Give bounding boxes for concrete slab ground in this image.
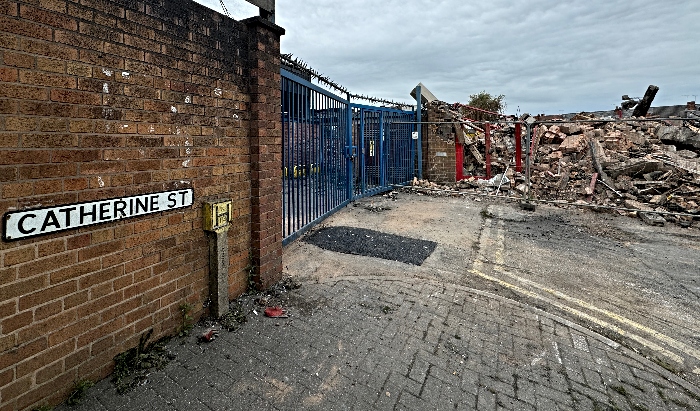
[55,194,700,411]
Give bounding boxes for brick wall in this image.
[422,105,457,183]
[246,18,283,289]
[0,1,284,410]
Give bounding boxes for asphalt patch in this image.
[304,226,437,266]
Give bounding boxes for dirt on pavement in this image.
[285,191,700,386]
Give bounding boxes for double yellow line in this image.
[470,219,700,375]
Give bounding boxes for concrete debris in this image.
[527,119,700,227]
[411,82,439,105]
[631,85,659,118]
[475,174,510,190]
[640,212,667,226]
[624,199,654,212]
[559,134,588,154]
[656,124,700,149]
[607,158,664,179]
[624,199,666,226]
[410,113,700,228]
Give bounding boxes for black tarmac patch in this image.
[304,226,437,266]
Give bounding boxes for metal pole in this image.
[514,123,522,173]
[346,93,353,201]
[525,122,532,202]
[416,86,423,180]
[484,122,491,179]
[379,111,385,187]
[359,108,366,194]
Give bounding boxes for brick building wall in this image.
[0,1,283,409]
[422,105,457,183]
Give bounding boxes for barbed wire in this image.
[281,54,414,110]
[281,53,350,94]
[218,0,230,17]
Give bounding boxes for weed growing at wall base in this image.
[112,329,174,394]
[65,379,94,405]
[177,303,194,337]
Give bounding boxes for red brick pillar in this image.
[244,17,285,289]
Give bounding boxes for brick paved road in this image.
[59,274,700,411]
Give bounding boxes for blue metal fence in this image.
[351,105,415,197]
[282,68,416,243]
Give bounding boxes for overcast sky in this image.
[195,0,699,115]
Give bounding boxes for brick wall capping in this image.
[242,16,285,36]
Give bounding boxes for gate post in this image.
[359,108,366,194]
[346,94,354,200]
[415,86,423,180]
[379,111,386,187]
[244,17,285,289]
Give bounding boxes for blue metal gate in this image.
[282,69,415,244]
[352,105,415,198]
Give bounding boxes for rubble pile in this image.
[531,121,700,214]
[527,119,700,224]
[413,112,700,227]
[428,101,517,177]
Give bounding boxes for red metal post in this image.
[515,123,522,173]
[485,122,491,179]
[455,140,464,181]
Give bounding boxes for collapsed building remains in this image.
[415,101,700,227]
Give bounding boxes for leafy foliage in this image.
[452,91,506,121]
[468,91,506,113]
[177,303,194,337]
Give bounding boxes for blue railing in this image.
[282,68,416,244]
[352,105,415,198]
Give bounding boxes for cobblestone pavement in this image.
[60,274,700,410]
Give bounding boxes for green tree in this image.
[468,91,506,113]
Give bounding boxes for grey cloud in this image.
[195,0,699,113]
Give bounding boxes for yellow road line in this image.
[469,262,685,366]
[488,222,700,364]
